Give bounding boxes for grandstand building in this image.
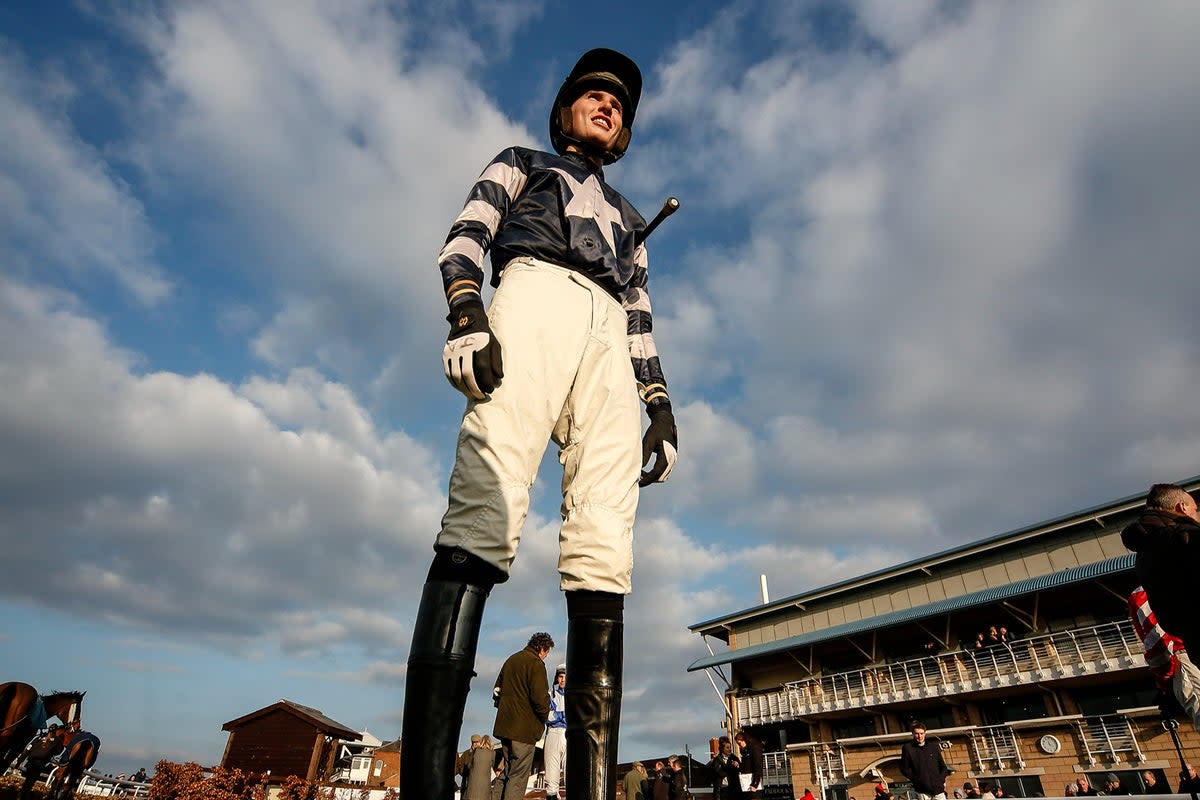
[688,477,1200,800]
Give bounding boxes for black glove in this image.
[443,300,503,400]
[639,404,678,487]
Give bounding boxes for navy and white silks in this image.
[438,147,669,409]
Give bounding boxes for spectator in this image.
[457,735,481,788]
[1142,770,1171,794]
[493,632,553,800]
[735,730,765,799]
[707,736,738,800]
[1122,484,1200,656]
[899,722,952,800]
[464,735,496,800]
[667,756,688,800]
[544,666,567,799]
[1179,764,1200,796]
[993,787,1005,799]
[962,781,981,798]
[1103,773,1128,795]
[1075,777,1099,796]
[802,789,817,800]
[133,768,149,783]
[623,761,647,800]
[978,782,993,799]
[875,782,894,800]
[650,760,670,800]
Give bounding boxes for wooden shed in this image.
[220,699,362,782]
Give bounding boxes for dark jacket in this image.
[25,734,63,762]
[1121,509,1200,644]
[899,737,951,795]
[492,647,550,744]
[668,768,689,800]
[651,767,671,800]
[708,751,738,790]
[737,735,764,787]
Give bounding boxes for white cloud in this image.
[645,0,1200,543]
[0,50,169,304]
[125,0,534,382]
[0,279,444,648]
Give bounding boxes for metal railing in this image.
[764,751,791,786]
[735,620,1141,724]
[969,724,1025,771]
[1074,715,1145,766]
[77,771,151,797]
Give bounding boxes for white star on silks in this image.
[551,167,624,255]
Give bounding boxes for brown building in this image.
[364,739,401,790]
[221,699,362,782]
[689,477,1200,800]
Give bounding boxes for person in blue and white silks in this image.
[544,665,567,797]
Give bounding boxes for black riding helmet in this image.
[549,48,642,164]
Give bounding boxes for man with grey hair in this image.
[1122,483,1200,660]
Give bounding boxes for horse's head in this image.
[42,691,85,725]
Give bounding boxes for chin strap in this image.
[558,107,629,164]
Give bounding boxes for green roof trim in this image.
[686,554,1135,672]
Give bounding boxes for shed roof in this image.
[687,554,1135,672]
[222,699,362,740]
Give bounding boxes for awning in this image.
[687,554,1135,672]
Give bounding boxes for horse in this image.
[0,683,85,776]
[46,726,101,800]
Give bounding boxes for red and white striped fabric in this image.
[1128,584,1185,684]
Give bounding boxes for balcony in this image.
[784,714,1148,784]
[735,620,1141,725]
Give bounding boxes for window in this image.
[1072,681,1158,716]
[904,706,957,730]
[374,759,383,776]
[978,693,1048,724]
[982,775,1044,798]
[832,716,877,739]
[746,721,811,749]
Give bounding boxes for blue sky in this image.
[3,0,1200,778]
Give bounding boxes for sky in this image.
[2,0,1200,778]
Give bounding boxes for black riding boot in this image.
[564,592,624,800]
[400,578,489,799]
